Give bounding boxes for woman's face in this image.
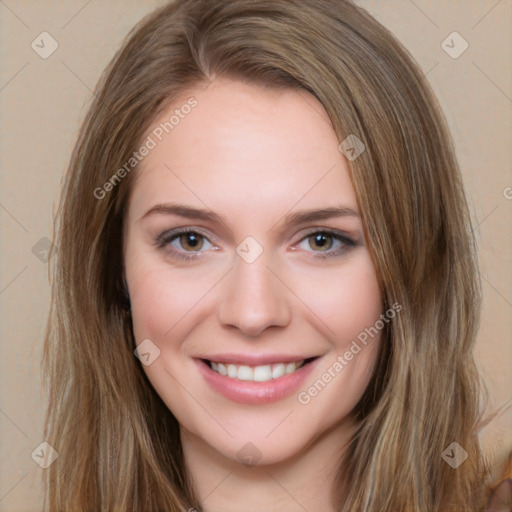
[124,77,383,466]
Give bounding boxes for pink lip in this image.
[195,357,321,405]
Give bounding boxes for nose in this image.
[217,248,292,337]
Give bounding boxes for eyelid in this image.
[155,226,217,246]
[295,226,356,245]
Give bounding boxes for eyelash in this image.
[155,228,356,262]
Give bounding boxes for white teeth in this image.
[285,362,296,374]
[209,359,306,382]
[272,363,285,379]
[237,365,253,381]
[227,364,238,378]
[253,365,272,382]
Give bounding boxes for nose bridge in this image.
[217,236,291,336]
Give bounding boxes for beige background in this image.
[0,1,510,510]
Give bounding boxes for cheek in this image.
[291,252,382,347]
[127,262,216,343]
[128,269,173,343]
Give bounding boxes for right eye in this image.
[156,228,214,261]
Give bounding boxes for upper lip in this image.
[197,353,320,366]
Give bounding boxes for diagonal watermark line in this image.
[0,408,30,439]
[473,205,498,231]
[164,163,211,209]
[487,479,512,511]
[478,398,512,433]
[407,0,439,29]
[0,62,29,93]
[480,272,512,308]
[0,472,29,502]
[389,388,428,433]
[472,61,512,103]
[265,265,336,336]
[296,89,333,129]
[199,470,233,503]
[61,0,93,29]
[163,367,234,438]
[57,464,82,496]
[60,60,95,95]
[0,265,28,296]
[164,267,233,337]
[60,60,113,113]
[424,61,439,78]
[471,0,502,29]
[264,470,312,512]
[267,164,337,234]
[196,77,214,95]
[0,0,29,29]
[0,202,29,232]
[265,409,294,438]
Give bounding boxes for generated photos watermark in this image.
[297,302,402,405]
[93,97,198,200]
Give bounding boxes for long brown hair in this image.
[42,0,495,510]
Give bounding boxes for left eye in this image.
[296,231,354,258]
[301,232,338,251]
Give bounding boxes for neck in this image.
[180,419,355,512]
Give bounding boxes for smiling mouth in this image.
[202,357,318,382]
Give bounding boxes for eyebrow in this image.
[139,202,359,230]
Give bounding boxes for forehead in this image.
[127,78,358,222]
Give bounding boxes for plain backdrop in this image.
[0,1,510,510]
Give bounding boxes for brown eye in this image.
[156,229,213,261]
[297,230,356,260]
[308,232,334,252]
[178,232,204,252]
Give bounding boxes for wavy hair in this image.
[42,0,496,510]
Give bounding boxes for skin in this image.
[123,77,384,512]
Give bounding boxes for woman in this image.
[42,0,502,510]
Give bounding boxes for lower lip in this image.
[195,358,320,404]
